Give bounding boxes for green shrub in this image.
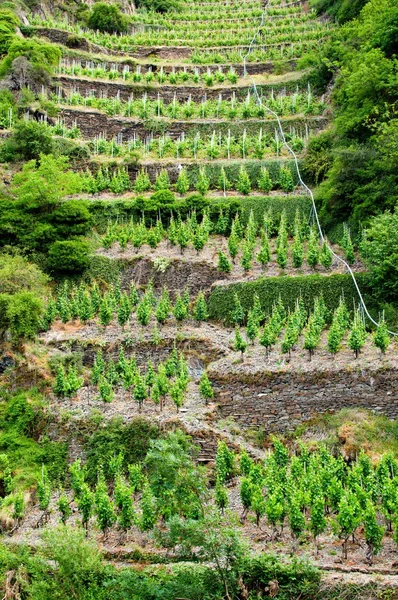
[87,2,129,33]
[0,120,53,161]
[85,417,160,482]
[48,239,90,274]
[6,291,43,340]
[241,553,320,599]
[136,0,180,13]
[0,37,61,77]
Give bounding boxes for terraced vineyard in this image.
[0,0,398,597]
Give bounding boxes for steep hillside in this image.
[0,0,397,598]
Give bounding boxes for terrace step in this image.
[35,27,329,61]
[54,70,310,104]
[59,55,299,78]
[59,106,328,140]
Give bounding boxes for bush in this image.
[48,239,90,273]
[360,209,398,302]
[85,417,160,482]
[87,2,129,33]
[0,37,61,78]
[241,553,320,599]
[136,0,180,13]
[1,120,53,161]
[0,8,19,54]
[0,254,49,295]
[6,291,43,340]
[49,200,92,238]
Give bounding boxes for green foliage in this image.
[314,0,398,225]
[87,2,129,33]
[48,239,90,274]
[1,120,53,161]
[236,165,251,195]
[84,418,160,483]
[360,209,398,302]
[199,372,214,403]
[136,0,180,12]
[194,292,208,323]
[0,289,42,339]
[0,9,19,55]
[0,36,61,77]
[208,273,370,324]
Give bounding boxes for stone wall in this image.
[211,369,398,431]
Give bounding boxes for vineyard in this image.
[0,0,397,598]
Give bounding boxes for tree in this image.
[87,2,128,33]
[260,324,276,356]
[241,242,253,271]
[234,327,247,360]
[196,168,210,196]
[134,373,147,412]
[373,316,390,354]
[92,351,105,385]
[173,292,188,322]
[140,484,157,531]
[117,293,131,328]
[77,483,94,535]
[54,365,68,397]
[227,232,239,263]
[13,493,24,526]
[246,309,259,345]
[292,234,304,268]
[98,377,114,403]
[310,495,326,556]
[216,441,234,484]
[199,371,214,404]
[363,500,384,565]
[231,292,244,326]
[320,241,333,269]
[218,167,230,196]
[58,493,72,525]
[115,476,135,533]
[251,486,266,526]
[279,166,295,192]
[133,168,151,192]
[215,482,228,514]
[4,120,53,161]
[335,493,361,560]
[95,475,116,538]
[137,299,152,326]
[218,250,231,274]
[240,478,253,522]
[154,168,171,191]
[155,289,171,324]
[99,296,113,327]
[194,292,208,325]
[257,167,272,193]
[348,309,367,358]
[176,167,190,195]
[289,496,306,551]
[307,228,320,269]
[237,166,251,195]
[257,232,271,268]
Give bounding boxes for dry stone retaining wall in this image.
[212,369,398,431]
